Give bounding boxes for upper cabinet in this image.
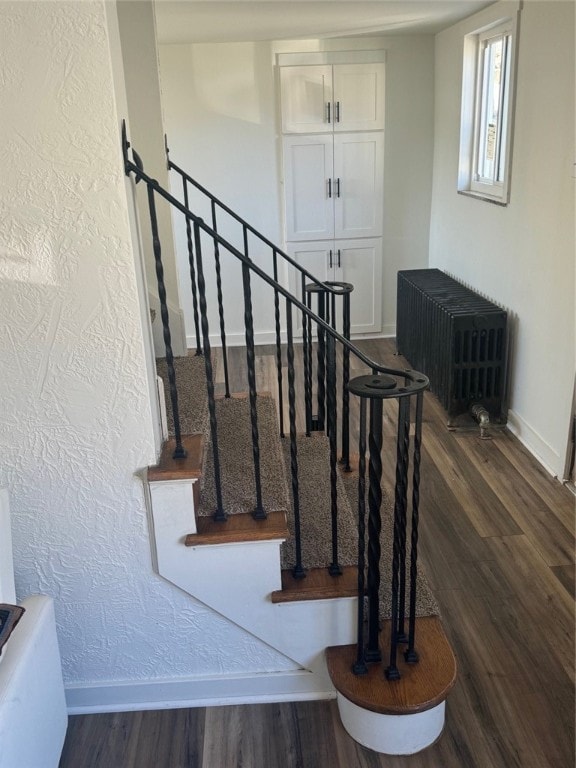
[280,65,333,133]
[280,63,385,134]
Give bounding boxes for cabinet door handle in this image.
[326,102,331,123]
[329,249,333,269]
[337,249,341,268]
[327,178,332,198]
[336,101,340,123]
[336,178,341,198]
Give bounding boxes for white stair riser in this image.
[148,489,357,672]
[337,694,445,755]
[148,479,198,536]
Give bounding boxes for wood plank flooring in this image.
[59,339,575,768]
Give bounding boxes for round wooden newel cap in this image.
[348,374,398,398]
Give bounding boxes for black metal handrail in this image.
[165,136,346,299]
[126,132,426,391]
[123,122,429,681]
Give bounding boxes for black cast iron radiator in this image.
[396,269,507,425]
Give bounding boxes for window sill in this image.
[457,189,509,207]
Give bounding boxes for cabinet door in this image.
[333,239,382,335]
[286,241,333,335]
[280,66,333,133]
[333,63,385,132]
[283,135,334,241]
[333,133,384,240]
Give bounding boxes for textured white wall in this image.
[0,0,295,690]
[159,35,435,341]
[429,1,575,476]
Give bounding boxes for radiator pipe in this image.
[470,404,491,439]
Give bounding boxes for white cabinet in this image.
[280,63,385,134]
[280,65,333,134]
[283,135,334,241]
[333,133,384,239]
[287,239,382,335]
[280,59,385,337]
[283,132,384,241]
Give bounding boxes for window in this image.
[458,11,520,204]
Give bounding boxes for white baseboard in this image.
[187,331,282,348]
[506,408,562,478]
[186,328,394,349]
[151,295,187,358]
[65,669,335,715]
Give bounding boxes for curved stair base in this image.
[337,695,445,755]
[326,616,457,755]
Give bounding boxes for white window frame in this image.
[458,7,520,205]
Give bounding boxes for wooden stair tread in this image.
[326,616,457,715]
[271,567,359,603]
[186,510,289,546]
[148,435,204,481]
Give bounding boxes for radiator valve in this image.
[470,404,491,439]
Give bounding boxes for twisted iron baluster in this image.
[193,221,225,519]
[386,395,411,680]
[353,397,368,675]
[301,276,312,436]
[396,395,411,643]
[286,300,305,579]
[211,200,230,398]
[328,291,336,441]
[241,251,265,520]
[182,180,202,356]
[273,251,284,438]
[365,397,383,662]
[326,333,341,576]
[316,292,326,431]
[306,290,313,434]
[147,185,186,460]
[340,291,351,471]
[331,292,336,332]
[405,391,423,663]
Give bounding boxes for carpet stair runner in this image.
[157,356,439,618]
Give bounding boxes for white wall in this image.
[116,0,187,357]
[159,41,282,347]
[0,0,295,701]
[430,1,575,477]
[159,35,435,342]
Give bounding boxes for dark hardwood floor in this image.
[59,339,575,768]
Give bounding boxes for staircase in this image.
[124,124,456,755]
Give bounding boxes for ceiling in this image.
[154,1,495,44]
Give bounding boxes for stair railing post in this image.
[242,225,266,520]
[301,275,312,437]
[286,300,305,579]
[211,199,231,398]
[396,394,411,644]
[365,394,383,661]
[353,396,368,675]
[326,332,341,576]
[193,220,226,520]
[405,390,424,664]
[306,291,313,435]
[147,183,186,460]
[341,287,352,471]
[273,250,285,438]
[385,394,411,681]
[348,373,403,665]
[316,291,326,431]
[182,179,203,356]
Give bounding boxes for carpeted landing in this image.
[157,355,439,618]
